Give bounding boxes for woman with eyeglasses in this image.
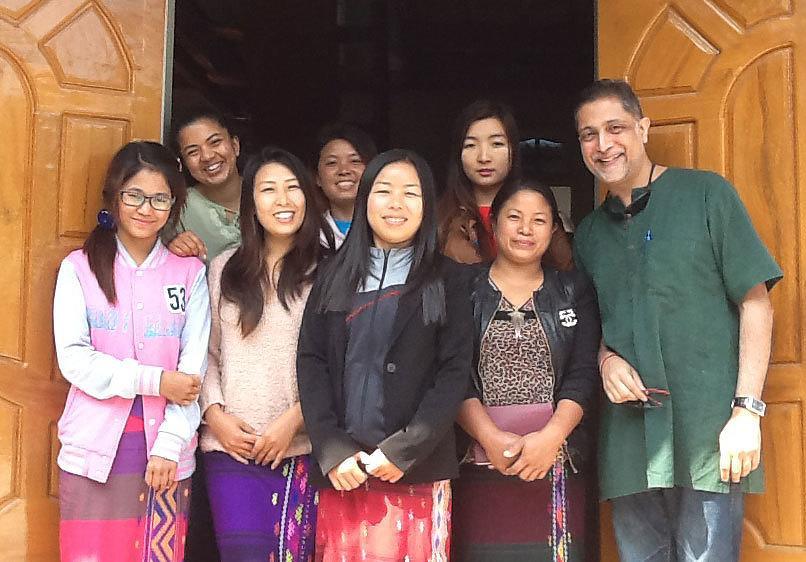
[53,141,211,561]
[439,99,573,271]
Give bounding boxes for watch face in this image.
[734,397,766,416]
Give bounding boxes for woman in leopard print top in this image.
[451,179,601,561]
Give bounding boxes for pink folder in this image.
[472,402,554,465]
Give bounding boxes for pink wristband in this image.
[598,352,618,372]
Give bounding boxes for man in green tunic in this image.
[573,80,782,562]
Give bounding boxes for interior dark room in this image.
[170,0,596,225]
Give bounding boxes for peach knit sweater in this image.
[200,248,311,458]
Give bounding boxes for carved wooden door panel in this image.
[0,1,166,559]
[598,2,806,561]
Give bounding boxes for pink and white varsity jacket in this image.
[54,240,210,483]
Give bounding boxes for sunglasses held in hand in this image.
[624,388,670,409]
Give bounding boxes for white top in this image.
[320,210,347,250]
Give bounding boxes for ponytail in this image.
[84,222,118,304]
[82,141,187,305]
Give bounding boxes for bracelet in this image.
[598,351,618,372]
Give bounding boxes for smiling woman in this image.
[166,106,244,262]
[54,141,209,562]
[297,149,473,561]
[366,160,424,249]
[199,147,330,561]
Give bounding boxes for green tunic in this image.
[167,187,241,263]
[574,168,782,500]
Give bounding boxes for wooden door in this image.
[598,2,806,561]
[0,1,167,559]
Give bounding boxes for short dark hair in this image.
[313,122,378,167]
[169,105,238,155]
[490,177,561,229]
[574,79,644,126]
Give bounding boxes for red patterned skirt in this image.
[315,479,451,561]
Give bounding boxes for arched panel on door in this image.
[0,1,167,559]
[0,48,33,362]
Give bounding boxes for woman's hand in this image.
[252,417,297,469]
[204,405,258,463]
[159,371,201,405]
[168,231,207,259]
[359,449,404,483]
[327,453,367,491]
[478,429,521,474]
[145,456,177,492]
[503,428,564,481]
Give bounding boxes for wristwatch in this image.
[731,396,766,417]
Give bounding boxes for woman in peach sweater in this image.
[200,147,330,561]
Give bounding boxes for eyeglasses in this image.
[120,189,175,211]
[624,388,670,409]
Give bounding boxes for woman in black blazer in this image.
[297,149,473,561]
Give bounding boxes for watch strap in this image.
[732,396,766,417]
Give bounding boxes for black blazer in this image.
[297,256,473,486]
[469,265,601,467]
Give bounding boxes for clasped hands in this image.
[327,449,404,491]
[479,428,563,482]
[206,406,297,469]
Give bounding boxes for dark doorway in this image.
[171,0,595,223]
[170,3,596,561]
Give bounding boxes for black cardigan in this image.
[468,265,601,467]
[296,256,473,486]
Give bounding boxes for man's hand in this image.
[327,454,367,491]
[159,371,201,406]
[719,408,762,483]
[477,429,521,474]
[359,449,404,483]
[204,405,258,464]
[504,428,564,481]
[145,456,177,492]
[252,417,297,469]
[168,231,207,259]
[600,353,649,404]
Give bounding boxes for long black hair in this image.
[220,146,330,336]
[314,149,446,325]
[438,99,521,260]
[85,141,186,304]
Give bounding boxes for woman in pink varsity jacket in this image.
[53,141,211,562]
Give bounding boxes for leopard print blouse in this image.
[478,289,555,407]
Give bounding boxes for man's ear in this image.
[638,117,651,144]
